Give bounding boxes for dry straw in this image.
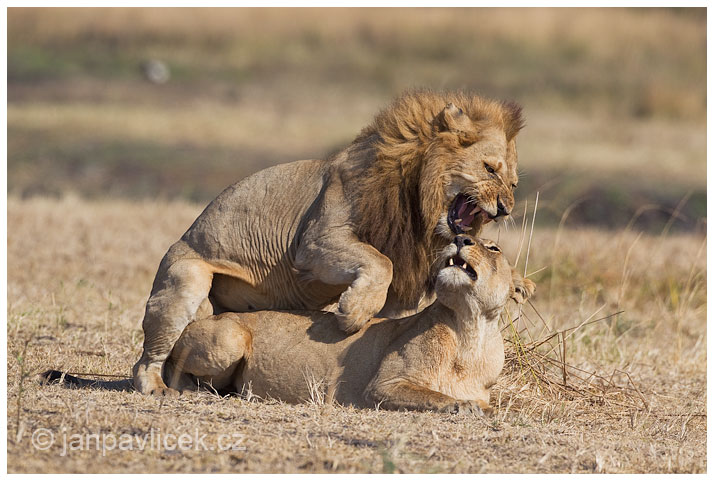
[495,193,648,419]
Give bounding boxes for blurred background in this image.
[7,7,706,231]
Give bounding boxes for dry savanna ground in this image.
[7,6,706,474]
[7,197,706,473]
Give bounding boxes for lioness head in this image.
[426,101,522,240]
[434,235,513,316]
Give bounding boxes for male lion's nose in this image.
[453,235,475,251]
[496,196,510,217]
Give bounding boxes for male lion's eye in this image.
[484,163,496,174]
[511,183,518,190]
[486,244,501,253]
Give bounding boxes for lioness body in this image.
[135,91,525,395]
[167,237,529,412]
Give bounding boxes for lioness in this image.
[164,236,534,413]
[135,90,525,396]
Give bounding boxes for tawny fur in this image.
[132,90,525,396]
[351,91,523,305]
[165,236,534,414]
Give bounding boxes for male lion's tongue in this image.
[457,200,475,228]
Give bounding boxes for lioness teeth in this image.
[455,218,462,224]
[469,206,480,215]
[462,262,468,269]
[449,258,454,266]
[462,226,472,232]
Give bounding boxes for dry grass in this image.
[6,7,707,473]
[7,196,706,473]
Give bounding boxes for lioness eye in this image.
[511,183,518,190]
[486,244,501,253]
[484,163,496,174]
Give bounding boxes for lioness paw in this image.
[440,400,486,416]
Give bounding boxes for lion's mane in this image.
[350,90,523,306]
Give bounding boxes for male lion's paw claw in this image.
[335,289,378,334]
[149,386,180,398]
[335,310,368,335]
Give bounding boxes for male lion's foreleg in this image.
[296,237,393,334]
[367,380,486,415]
[133,247,214,396]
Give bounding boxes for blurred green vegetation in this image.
[7,7,706,231]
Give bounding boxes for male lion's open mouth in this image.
[445,253,477,280]
[447,193,492,234]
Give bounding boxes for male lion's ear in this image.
[503,101,525,141]
[434,103,479,146]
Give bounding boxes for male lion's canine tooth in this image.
[469,206,480,215]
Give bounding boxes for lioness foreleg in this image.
[367,380,487,415]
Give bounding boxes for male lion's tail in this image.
[40,370,134,391]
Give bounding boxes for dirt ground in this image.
[6,197,706,473]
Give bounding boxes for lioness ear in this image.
[433,103,479,146]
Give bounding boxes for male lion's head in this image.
[419,98,523,241]
[352,90,523,306]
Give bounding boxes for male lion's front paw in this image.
[335,308,370,335]
[335,286,383,335]
[512,277,536,304]
[439,400,486,415]
[149,386,180,397]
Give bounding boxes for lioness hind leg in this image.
[167,314,251,391]
[132,242,215,396]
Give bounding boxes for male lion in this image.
[134,90,525,396]
[164,235,534,412]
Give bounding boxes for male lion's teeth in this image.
[449,258,454,266]
[462,226,472,232]
[462,262,468,269]
[469,206,480,215]
[455,218,462,224]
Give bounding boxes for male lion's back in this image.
[175,158,336,311]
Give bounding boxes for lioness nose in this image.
[496,196,510,217]
[454,235,475,251]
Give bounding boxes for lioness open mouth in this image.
[445,254,477,280]
[447,193,492,234]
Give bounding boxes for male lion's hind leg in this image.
[165,314,251,392]
[133,242,214,396]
